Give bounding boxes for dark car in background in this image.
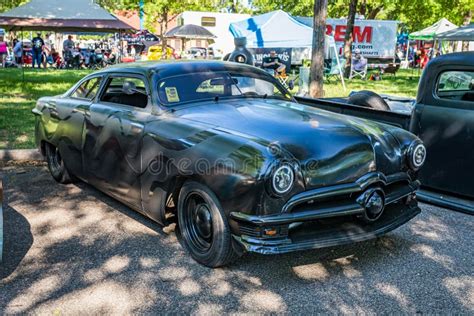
[33,61,426,267]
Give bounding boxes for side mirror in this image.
[288,79,295,91]
[123,81,137,95]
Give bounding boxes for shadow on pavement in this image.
[0,179,34,280]
[0,165,472,314]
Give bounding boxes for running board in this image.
[417,189,474,215]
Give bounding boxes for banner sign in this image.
[250,48,292,70]
[326,19,398,58]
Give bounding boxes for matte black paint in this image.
[34,61,422,254]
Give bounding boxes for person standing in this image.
[13,39,22,66]
[42,33,52,68]
[0,35,8,67]
[31,32,44,68]
[63,35,74,62]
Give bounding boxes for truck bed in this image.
[295,96,413,130]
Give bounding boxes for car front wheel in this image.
[177,181,239,268]
[45,143,74,184]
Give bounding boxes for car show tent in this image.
[435,23,474,41]
[229,10,315,48]
[404,18,458,62]
[229,10,345,88]
[0,0,135,32]
[408,18,458,40]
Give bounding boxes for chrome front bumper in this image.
[230,172,421,254]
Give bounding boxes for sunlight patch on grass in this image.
[0,68,93,149]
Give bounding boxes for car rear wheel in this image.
[177,181,239,268]
[45,143,74,184]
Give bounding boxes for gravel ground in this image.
[0,164,473,314]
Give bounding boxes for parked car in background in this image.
[146,45,177,61]
[185,47,208,59]
[34,61,425,267]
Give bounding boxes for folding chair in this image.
[275,69,290,88]
[325,58,346,82]
[349,60,368,80]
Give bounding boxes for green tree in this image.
[253,0,473,31]
[392,0,473,31]
[0,0,28,13]
[94,0,139,11]
[252,0,314,16]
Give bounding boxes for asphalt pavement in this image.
[0,163,473,314]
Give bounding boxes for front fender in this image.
[139,117,305,219]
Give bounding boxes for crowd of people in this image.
[0,32,118,69]
[395,43,440,69]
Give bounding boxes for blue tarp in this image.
[229,10,314,48]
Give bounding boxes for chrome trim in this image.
[233,204,421,254]
[282,172,411,213]
[231,203,364,226]
[230,173,420,227]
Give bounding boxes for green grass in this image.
[0,68,92,149]
[0,68,420,149]
[322,69,421,98]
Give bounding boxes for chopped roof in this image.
[97,60,269,79]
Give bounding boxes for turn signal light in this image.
[264,228,278,236]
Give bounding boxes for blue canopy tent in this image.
[229,10,313,48]
[229,10,345,90]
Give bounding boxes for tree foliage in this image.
[252,0,474,31]
[252,0,314,16]
[0,0,28,13]
[94,0,139,11]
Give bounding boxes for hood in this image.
[175,98,403,189]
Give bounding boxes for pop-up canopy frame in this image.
[0,0,135,32]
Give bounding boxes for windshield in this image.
[157,71,291,106]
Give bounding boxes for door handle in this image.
[130,122,144,134]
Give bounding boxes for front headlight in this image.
[408,142,426,170]
[272,165,294,195]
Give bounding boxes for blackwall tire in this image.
[45,143,74,184]
[348,90,391,111]
[177,181,239,268]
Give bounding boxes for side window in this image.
[71,77,101,100]
[201,16,216,27]
[100,76,148,108]
[437,71,474,102]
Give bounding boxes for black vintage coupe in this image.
[34,61,426,267]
